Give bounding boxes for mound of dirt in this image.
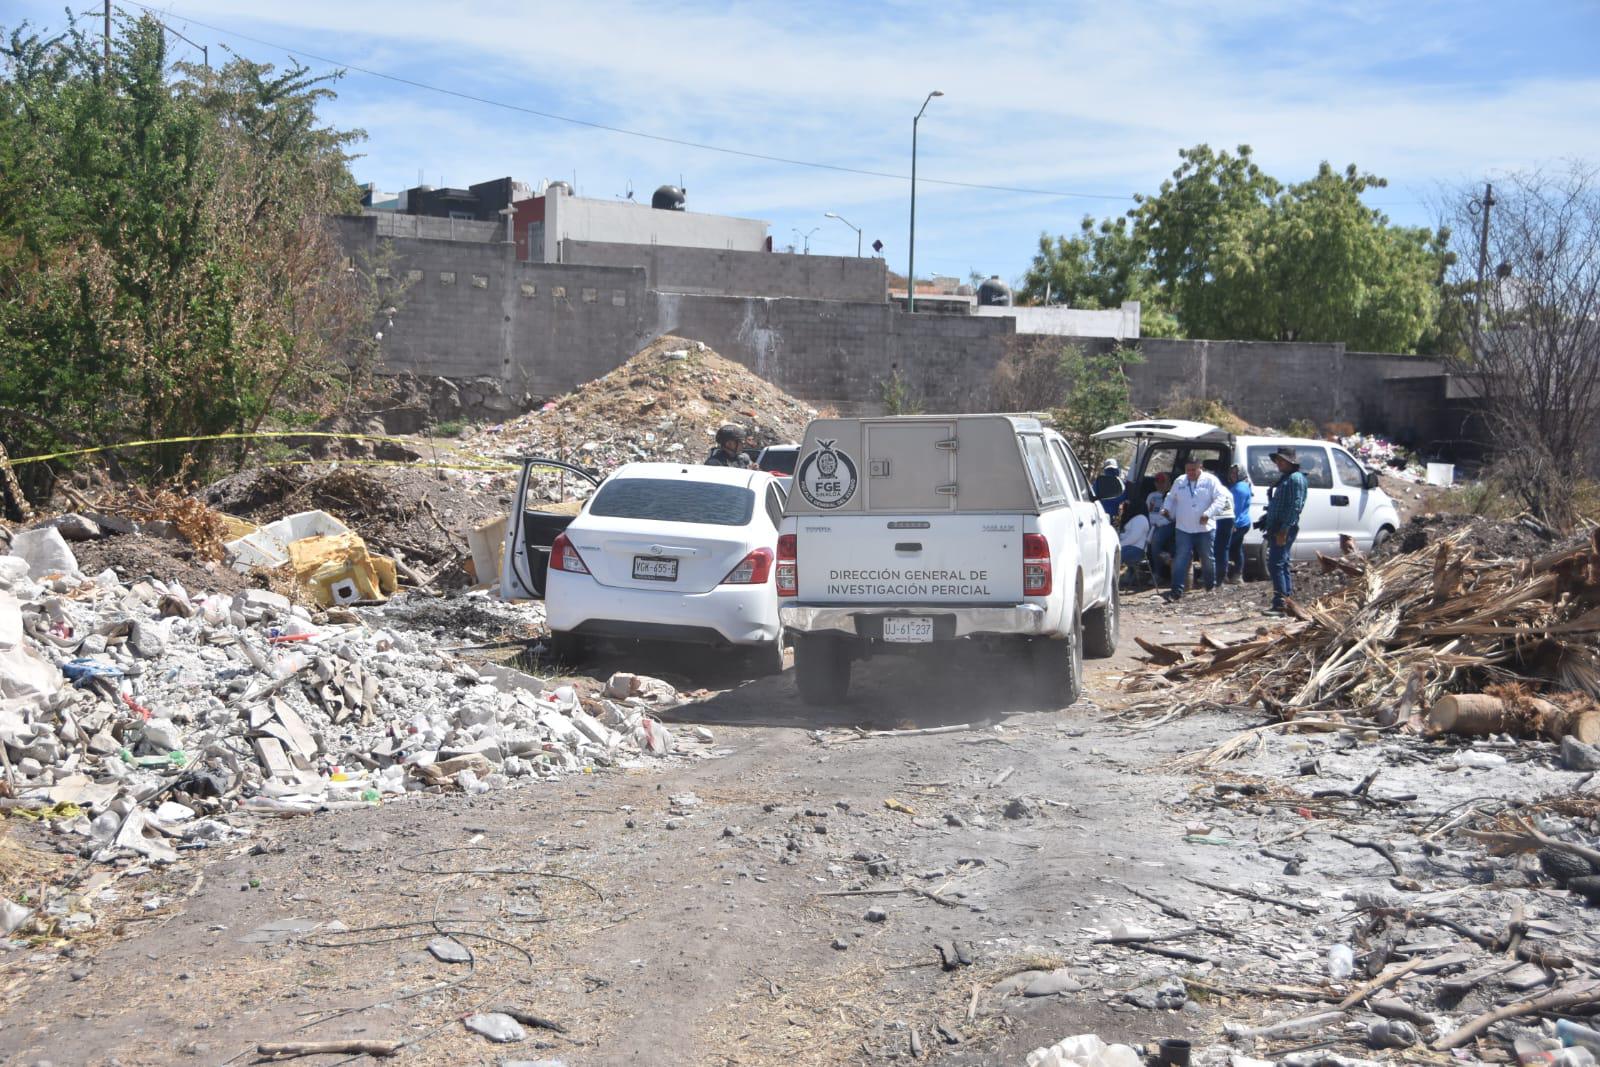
[467,335,818,469]
[203,464,505,572]
[70,534,253,597]
[1379,513,1553,562]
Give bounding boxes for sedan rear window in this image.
[759,448,799,475]
[588,478,755,526]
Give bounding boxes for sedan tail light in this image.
[721,547,774,585]
[1022,533,1052,596]
[549,532,589,574]
[776,534,797,597]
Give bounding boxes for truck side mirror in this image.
[1364,470,1380,490]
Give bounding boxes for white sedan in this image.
[544,462,787,672]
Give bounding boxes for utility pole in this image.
[1471,182,1495,347]
[103,0,111,72]
[907,90,943,312]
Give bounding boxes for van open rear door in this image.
[1091,419,1229,445]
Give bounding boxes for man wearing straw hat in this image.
[1258,446,1308,614]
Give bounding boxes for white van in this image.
[777,415,1121,706]
[1093,420,1402,575]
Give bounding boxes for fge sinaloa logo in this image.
[797,439,858,509]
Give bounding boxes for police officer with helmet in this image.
[705,423,752,468]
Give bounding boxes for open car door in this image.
[500,457,603,600]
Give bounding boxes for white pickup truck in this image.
[776,415,1122,706]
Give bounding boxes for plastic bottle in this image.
[1559,1021,1600,1056]
[1553,1048,1597,1067]
[1327,944,1354,979]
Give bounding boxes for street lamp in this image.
[792,227,820,255]
[824,212,862,257]
[907,89,943,312]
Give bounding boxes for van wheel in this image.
[1029,615,1083,710]
[794,634,851,705]
[747,631,786,677]
[1373,526,1394,552]
[545,631,586,664]
[1082,577,1119,659]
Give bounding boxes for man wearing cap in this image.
[705,424,752,468]
[1093,458,1127,518]
[1144,471,1175,584]
[1158,457,1231,601]
[1258,447,1308,613]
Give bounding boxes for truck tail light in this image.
[550,533,589,574]
[1023,533,1052,596]
[721,547,773,585]
[776,534,798,597]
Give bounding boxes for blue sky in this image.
[9,0,1600,287]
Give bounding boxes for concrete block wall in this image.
[341,219,656,400]
[650,294,1015,415]
[560,240,887,304]
[340,220,1466,449]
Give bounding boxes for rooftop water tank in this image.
[978,275,1012,307]
[652,184,686,211]
[545,180,573,197]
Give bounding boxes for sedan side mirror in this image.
[1364,470,1380,490]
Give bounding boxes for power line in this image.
[117,0,1137,203]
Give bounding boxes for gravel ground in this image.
[3,584,1597,1066]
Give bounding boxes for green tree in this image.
[1053,344,1143,471]
[0,13,377,482]
[1017,215,1179,336]
[1248,163,1443,350]
[1110,144,1449,352]
[1130,144,1280,341]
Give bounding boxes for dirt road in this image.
[3,580,1560,1066]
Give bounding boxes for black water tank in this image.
[978,275,1012,307]
[652,184,686,210]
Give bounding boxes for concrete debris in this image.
[1022,968,1084,997]
[37,514,103,542]
[9,527,79,579]
[464,1012,526,1043]
[1026,1033,1142,1067]
[0,533,700,873]
[427,937,472,963]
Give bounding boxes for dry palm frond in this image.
[1125,528,1600,720]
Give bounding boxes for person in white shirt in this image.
[1159,458,1231,600]
[1143,471,1174,583]
[1114,503,1151,588]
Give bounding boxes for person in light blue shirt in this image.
[1221,464,1252,585]
[1158,457,1230,601]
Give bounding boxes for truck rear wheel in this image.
[794,633,851,705]
[1029,614,1083,710]
[1082,576,1120,659]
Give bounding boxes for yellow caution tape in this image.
[3,430,506,467]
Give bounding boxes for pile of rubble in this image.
[467,335,817,494]
[0,527,698,921]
